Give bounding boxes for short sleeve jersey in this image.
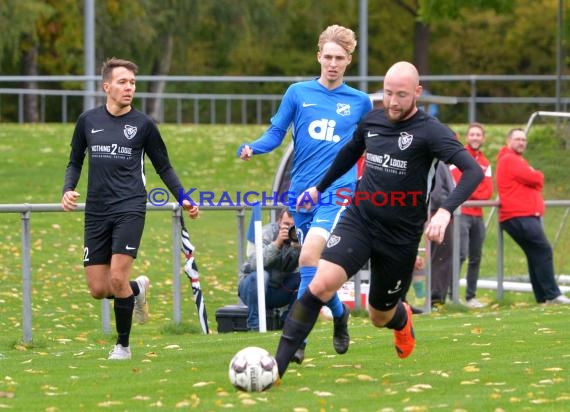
[354,108,464,243]
[64,106,181,215]
[271,80,372,195]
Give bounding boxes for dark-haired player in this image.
[62,57,199,360]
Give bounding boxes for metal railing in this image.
[0,202,285,343]
[351,200,570,313]
[1,74,568,124]
[1,199,569,342]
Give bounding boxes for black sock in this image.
[130,280,140,296]
[385,301,407,331]
[114,295,134,347]
[275,289,323,378]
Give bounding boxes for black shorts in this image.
[321,206,418,310]
[83,213,145,266]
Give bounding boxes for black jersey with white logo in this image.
[63,106,183,215]
[318,108,473,244]
[355,109,463,241]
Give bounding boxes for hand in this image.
[239,145,253,161]
[296,187,319,212]
[274,224,290,248]
[182,199,200,219]
[424,208,451,244]
[61,190,80,211]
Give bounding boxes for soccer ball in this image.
[228,346,278,392]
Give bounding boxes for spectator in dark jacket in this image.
[497,128,569,304]
[429,161,455,309]
[238,208,301,330]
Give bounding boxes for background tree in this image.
[430,0,562,122]
[0,0,55,122]
[0,0,567,124]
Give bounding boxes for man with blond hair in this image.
[238,25,372,363]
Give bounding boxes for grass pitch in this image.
[0,123,569,411]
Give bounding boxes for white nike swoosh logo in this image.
[367,131,379,137]
[315,218,329,223]
[387,288,402,294]
[125,245,137,250]
[91,129,104,134]
[302,103,317,107]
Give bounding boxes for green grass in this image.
[1,123,570,411]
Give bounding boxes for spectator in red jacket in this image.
[496,128,569,305]
[450,123,493,308]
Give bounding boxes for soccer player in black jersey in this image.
[61,58,199,360]
[274,61,484,379]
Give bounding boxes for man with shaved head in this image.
[273,61,484,380]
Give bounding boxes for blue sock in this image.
[326,293,345,318]
[297,266,316,299]
[299,266,344,318]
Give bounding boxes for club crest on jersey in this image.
[327,234,341,248]
[336,103,351,117]
[124,125,138,140]
[398,132,413,150]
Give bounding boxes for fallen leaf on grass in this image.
[97,401,123,406]
[0,392,15,399]
[464,365,480,372]
[313,391,333,396]
[24,369,45,374]
[175,400,192,407]
[406,384,432,393]
[530,399,550,404]
[357,374,375,382]
[192,381,215,387]
[163,344,181,350]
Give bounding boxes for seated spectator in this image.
[238,208,301,330]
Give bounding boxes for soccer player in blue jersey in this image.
[238,25,372,362]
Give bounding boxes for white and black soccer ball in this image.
[228,346,278,392]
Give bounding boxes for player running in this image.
[238,25,372,362]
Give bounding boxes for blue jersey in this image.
[244,79,372,196]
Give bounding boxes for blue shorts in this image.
[290,189,349,245]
